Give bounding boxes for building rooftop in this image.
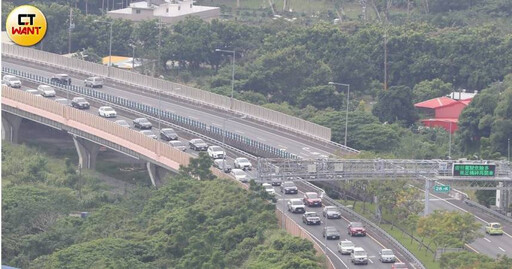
[414,96,460,109]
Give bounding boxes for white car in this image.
[25,88,42,97]
[379,249,396,263]
[337,240,355,255]
[207,146,225,159]
[84,76,103,88]
[262,183,276,195]
[115,120,130,128]
[169,140,187,151]
[140,130,157,139]
[37,85,56,97]
[54,98,69,105]
[287,199,306,213]
[3,75,21,88]
[231,169,248,183]
[234,157,252,170]
[98,106,117,118]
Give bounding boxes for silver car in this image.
[140,130,158,139]
[379,249,396,263]
[337,240,355,255]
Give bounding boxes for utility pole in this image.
[383,32,388,91]
[68,8,73,54]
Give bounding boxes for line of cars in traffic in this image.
[4,74,259,175]
[283,188,406,267]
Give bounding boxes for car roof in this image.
[289,198,302,202]
[339,240,353,244]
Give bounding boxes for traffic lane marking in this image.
[484,238,491,243]
[499,247,506,252]
[465,244,480,253]
[413,185,512,239]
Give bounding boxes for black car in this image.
[189,138,208,151]
[160,128,178,141]
[280,181,298,194]
[323,226,341,240]
[51,74,72,85]
[71,97,90,109]
[133,118,152,129]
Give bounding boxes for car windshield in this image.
[382,250,394,255]
[102,107,114,111]
[138,118,149,123]
[291,200,302,205]
[283,182,295,187]
[211,146,223,151]
[307,193,318,199]
[326,206,338,211]
[351,222,363,228]
[75,98,86,102]
[193,139,205,144]
[341,241,354,247]
[491,224,501,228]
[354,250,366,256]
[306,212,318,217]
[237,158,249,163]
[326,227,337,232]
[41,86,52,90]
[162,129,175,134]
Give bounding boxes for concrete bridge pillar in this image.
[1,112,22,143]
[73,136,100,170]
[146,162,168,187]
[496,182,511,209]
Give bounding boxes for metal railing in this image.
[297,180,426,269]
[2,67,300,160]
[464,199,512,224]
[2,44,333,142]
[275,209,335,269]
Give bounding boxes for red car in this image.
[303,192,322,207]
[347,222,367,237]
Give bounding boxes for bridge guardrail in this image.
[464,199,512,224]
[2,86,191,169]
[2,44,335,142]
[3,67,300,160]
[297,181,426,269]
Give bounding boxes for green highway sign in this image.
[453,163,496,177]
[433,185,450,193]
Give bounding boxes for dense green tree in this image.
[372,85,418,126]
[412,79,453,103]
[417,210,482,249]
[179,152,215,180]
[439,251,494,269]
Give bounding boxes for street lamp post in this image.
[328,82,350,147]
[508,138,510,162]
[215,49,236,110]
[94,20,113,76]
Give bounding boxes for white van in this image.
[84,76,103,88]
[3,75,21,88]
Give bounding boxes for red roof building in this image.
[415,96,473,133]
